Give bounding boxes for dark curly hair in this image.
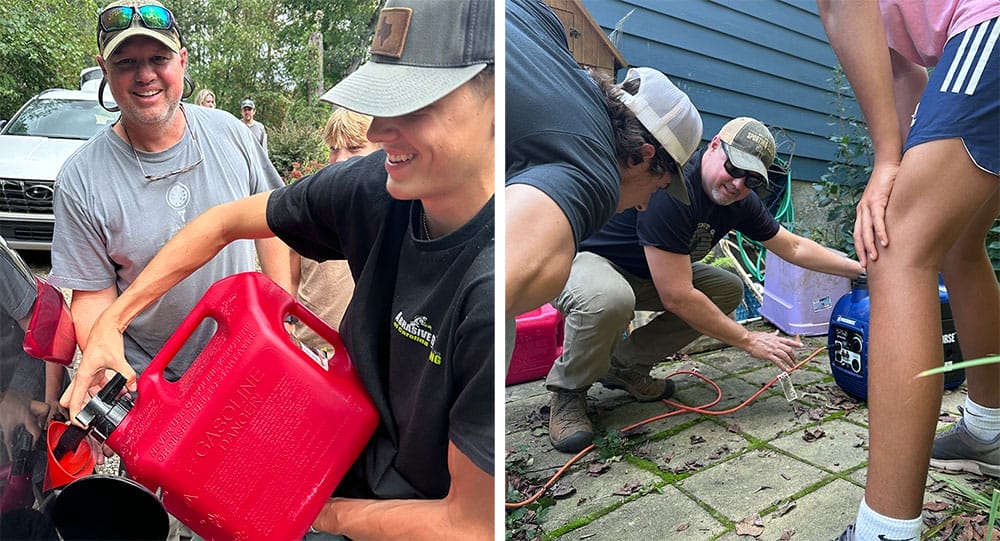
[593,69,680,178]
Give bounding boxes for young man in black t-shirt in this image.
[62,1,495,538]
[505,0,703,330]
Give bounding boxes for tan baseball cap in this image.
[718,117,776,182]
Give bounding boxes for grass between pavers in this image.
[506,334,990,540]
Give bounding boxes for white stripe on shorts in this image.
[940,19,998,95]
[965,21,999,95]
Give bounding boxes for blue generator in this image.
[828,275,965,400]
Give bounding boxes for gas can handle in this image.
[142,283,219,381]
[286,301,355,377]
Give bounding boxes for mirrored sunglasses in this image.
[99,4,175,34]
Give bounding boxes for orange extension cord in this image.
[505,345,828,509]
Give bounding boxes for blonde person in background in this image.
[291,108,379,351]
[193,88,215,108]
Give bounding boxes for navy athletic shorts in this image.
[906,16,999,175]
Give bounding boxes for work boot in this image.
[548,389,594,453]
[598,365,675,402]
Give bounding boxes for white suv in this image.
[0,87,117,250]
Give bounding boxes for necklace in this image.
[120,105,204,181]
[421,208,432,240]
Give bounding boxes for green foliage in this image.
[812,67,1000,278]
[0,0,103,119]
[701,251,737,274]
[0,0,379,157]
[810,67,871,260]
[268,118,327,181]
[928,473,999,540]
[172,0,380,125]
[505,491,553,541]
[594,429,627,461]
[505,453,554,541]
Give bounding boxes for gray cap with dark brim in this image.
[321,0,493,118]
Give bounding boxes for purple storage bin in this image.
[759,250,850,336]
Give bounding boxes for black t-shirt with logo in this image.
[266,151,494,499]
[581,149,780,277]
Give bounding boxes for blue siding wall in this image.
[581,0,861,182]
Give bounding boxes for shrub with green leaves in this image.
[267,119,327,182]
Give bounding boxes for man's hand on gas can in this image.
[61,320,137,426]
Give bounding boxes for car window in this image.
[3,98,118,140]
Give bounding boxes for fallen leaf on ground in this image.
[778,529,795,540]
[922,501,948,512]
[735,513,765,537]
[774,501,796,517]
[612,480,642,497]
[708,445,730,460]
[549,482,575,499]
[586,462,610,477]
[802,428,825,442]
[676,523,689,532]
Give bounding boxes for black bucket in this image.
[50,475,169,540]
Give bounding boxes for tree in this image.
[0,0,102,118]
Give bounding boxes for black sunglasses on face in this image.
[99,5,175,33]
[722,155,767,189]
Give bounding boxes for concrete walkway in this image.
[504,321,999,541]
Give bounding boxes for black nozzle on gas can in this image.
[74,373,134,443]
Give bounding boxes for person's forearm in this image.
[101,194,274,334]
[45,363,65,404]
[889,49,929,140]
[255,236,292,294]
[662,289,753,348]
[101,219,230,334]
[288,251,302,298]
[781,238,865,279]
[315,496,492,541]
[70,287,118,351]
[818,0,903,162]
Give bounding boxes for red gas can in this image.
[77,272,379,541]
[506,303,565,386]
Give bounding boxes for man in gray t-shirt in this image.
[49,1,288,385]
[240,98,267,154]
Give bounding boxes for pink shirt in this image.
[879,0,1000,66]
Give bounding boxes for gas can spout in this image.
[75,372,134,443]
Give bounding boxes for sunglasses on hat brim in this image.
[99,4,176,36]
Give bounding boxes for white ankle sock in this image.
[854,498,922,541]
[963,397,1000,442]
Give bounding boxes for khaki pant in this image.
[545,252,744,391]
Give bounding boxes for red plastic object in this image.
[23,276,76,366]
[102,272,379,541]
[506,303,565,386]
[44,421,96,492]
